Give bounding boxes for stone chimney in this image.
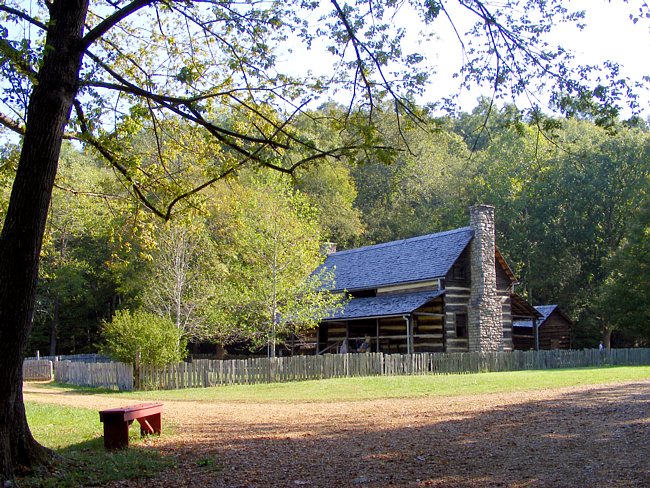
[320,242,337,255]
[468,205,502,352]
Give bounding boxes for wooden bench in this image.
[99,402,163,449]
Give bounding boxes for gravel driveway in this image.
[23,379,650,487]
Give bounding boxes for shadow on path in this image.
[139,381,650,488]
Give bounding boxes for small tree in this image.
[213,178,344,356]
[101,309,186,366]
[143,218,224,342]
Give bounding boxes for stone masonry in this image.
[468,205,503,352]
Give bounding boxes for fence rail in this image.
[24,348,650,391]
[24,353,112,363]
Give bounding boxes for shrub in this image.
[101,309,186,366]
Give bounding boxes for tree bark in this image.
[0,1,89,482]
[603,327,613,350]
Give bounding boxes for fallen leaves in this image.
[23,380,650,487]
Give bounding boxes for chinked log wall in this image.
[412,301,445,353]
[321,299,445,354]
[29,348,650,391]
[444,285,470,352]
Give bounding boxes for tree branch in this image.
[0,112,25,135]
[0,5,48,30]
[0,111,82,141]
[83,51,291,148]
[81,0,157,50]
[73,99,169,219]
[0,38,38,81]
[53,183,126,200]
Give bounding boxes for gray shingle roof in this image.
[322,227,473,292]
[323,290,445,321]
[512,304,558,328]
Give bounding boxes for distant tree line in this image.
[2,100,648,355]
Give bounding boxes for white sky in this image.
[429,0,649,115]
[281,0,650,118]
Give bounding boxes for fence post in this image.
[134,347,141,390]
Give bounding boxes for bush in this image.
[101,310,186,366]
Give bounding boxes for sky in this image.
[428,0,650,116]
[280,0,650,119]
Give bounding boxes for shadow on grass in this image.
[25,381,128,395]
[19,435,174,488]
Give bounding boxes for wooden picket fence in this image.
[23,360,54,381]
[53,360,133,391]
[138,348,650,390]
[26,348,650,391]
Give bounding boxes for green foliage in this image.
[350,106,471,244]
[142,217,226,342]
[451,110,650,346]
[597,196,650,344]
[29,143,126,355]
[295,159,365,247]
[101,310,187,366]
[210,175,344,354]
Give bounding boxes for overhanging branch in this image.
[81,0,157,50]
[0,5,48,30]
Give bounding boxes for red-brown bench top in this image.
[99,402,163,449]
[99,402,163,422]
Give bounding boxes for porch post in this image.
[376,319,379,352]
[403,315,412,355]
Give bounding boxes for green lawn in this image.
[39,365,650,403]
[23,403,173,487]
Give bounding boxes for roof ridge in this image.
[331,226,472,257]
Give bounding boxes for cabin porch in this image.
[317,292,446,354]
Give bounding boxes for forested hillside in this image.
[2,101,648,353]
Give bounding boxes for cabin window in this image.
[455,313,468,338]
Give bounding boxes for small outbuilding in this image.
[512,304,573,350]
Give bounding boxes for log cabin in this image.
[312,205,541,354]
[512,305,573,350]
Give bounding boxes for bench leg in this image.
[103,420,131,449]
[137,412,162,437]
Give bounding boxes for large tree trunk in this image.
[603,327,613,350]
[0,1,89,483]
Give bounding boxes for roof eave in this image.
[330,276,446,294]
[322,313,412,322]
[496,247,517,282]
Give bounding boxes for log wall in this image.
[538,312,572,349]
[443,285,470,353]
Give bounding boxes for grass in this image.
[22,403,174,487]
[37,365,650,403]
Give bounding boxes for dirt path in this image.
[23,380,650,487]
